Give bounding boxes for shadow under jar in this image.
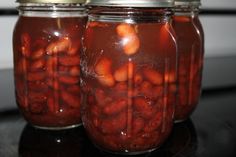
[81,0,177,154]
[19,125,87,157]
[13,0,87,130]
[172,0,204,122]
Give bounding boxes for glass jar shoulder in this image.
[172,15,201,42]
[15,15,87,30]
[82,20,177,82]
[13,16,87,49]
[192,16,204,41]
[84,20,177,53]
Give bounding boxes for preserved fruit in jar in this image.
[13,1,87,129]
[173,0,204,121]
[81,1,177,154]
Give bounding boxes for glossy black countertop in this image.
[0,67,236,157]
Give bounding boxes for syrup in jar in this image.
[173,0,204,121]
[81,0,177,154]
[13,0,87,129]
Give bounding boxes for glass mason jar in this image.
[172,0,204,122]
[81,0,177,154]
[13,0,87,130]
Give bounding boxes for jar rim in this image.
[86,0,174,8]
[17,3,87,17]
[16,0,86,4]
[174,0,201,6]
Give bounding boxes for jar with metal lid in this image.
[172,0,204,122]
[13,0,87,130]
[81,0,177,154]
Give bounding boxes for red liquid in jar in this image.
[81,20,177,153]
[173,16,204,121]
[13,16,86,128]
[193,16,205,69]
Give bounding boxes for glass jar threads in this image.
[81,0,177,154]
[13,0,87,130]
[173,0,204,121]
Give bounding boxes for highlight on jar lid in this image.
[174,0,201,6]
[86,0,174,7]
[16,0,86,4]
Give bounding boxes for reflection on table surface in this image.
[19,120,197,157]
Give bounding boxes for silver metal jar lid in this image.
[86,0,174,8]
[16,0,86,4]
[174,0,201,6]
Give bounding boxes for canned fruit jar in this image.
[81,2,177,154]
[13,0,87,129]
[173,0,204,121]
